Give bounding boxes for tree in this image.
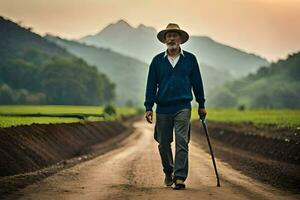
[0,84,14,104]
[104,105,116,116]
[209,88,238,108]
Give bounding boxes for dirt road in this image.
[6,120,300,200]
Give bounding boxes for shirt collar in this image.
[164,47,184,58]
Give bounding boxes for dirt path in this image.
[6,120,300,200]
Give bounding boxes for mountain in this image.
[0,16,115,105]
[45,35,149,106]
[208,52,300,108]
[79,19,269,78]
[184,36,269,77]
[81,19,159,63]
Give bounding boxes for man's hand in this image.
[198,108,207,120]
[145,111,153,124]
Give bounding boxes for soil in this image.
[0,117,299,200]
[0,116,138,197]
[192,120,300,193]
[194,121,300,164]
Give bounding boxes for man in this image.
[144,23,207,190]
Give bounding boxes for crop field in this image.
[1,106,299,129]
[191,108,300,129]
[0,105,138,128]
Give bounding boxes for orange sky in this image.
[0,0,299,61]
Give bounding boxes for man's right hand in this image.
[145,111,153,124]
[198,108,207,120]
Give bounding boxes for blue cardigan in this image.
[144,50,206,114]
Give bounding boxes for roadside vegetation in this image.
[0,105,138,128]
[192,108,300,129]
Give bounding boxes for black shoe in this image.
[173,179,186,190]
[164,174,173,186]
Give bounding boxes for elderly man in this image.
[144,23,207,190]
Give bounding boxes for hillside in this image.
[184,36,269,77]
[0,17,68,61]
[45,35,149,106]
[209,52,300,108]
[0,16,115,105]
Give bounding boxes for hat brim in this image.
[157,29,189,44]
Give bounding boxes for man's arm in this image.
[144,57,158,112]
[191,56,205,109]
[190,56,207,118]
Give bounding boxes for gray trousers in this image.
[154,109,191,181]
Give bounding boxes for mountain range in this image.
[2,16,283,108]
[80,19,269,78]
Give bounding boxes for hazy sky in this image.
[1,0,299,61]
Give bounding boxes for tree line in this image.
[0,48,115,105]
[208,52,300,108]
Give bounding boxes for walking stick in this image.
[200,115,221,187]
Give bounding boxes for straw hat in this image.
[157,23,189,44]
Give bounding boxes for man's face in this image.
[165,31,181,50]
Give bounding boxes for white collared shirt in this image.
[164,48,185,68]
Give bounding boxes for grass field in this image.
[0,105,138,128]
[1,106,299,129]
[191,108,300,129]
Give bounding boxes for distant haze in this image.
[0,0,299,61]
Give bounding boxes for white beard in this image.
[167,43,179,50]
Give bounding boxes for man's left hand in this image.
[198,108,207,120]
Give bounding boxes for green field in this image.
[0,105,138,128]
[1,106,299,129]
[191,108,300,129]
